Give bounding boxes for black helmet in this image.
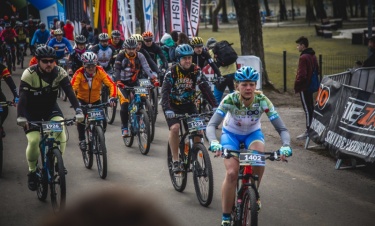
[75,35,87,44]
[123,38,137,49]
[35,46,56,59]
[206,37,217,49]
[39,22,46,29]
[111,30,121,38]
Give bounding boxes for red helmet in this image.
[142,31,154,41]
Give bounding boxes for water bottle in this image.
[184,138,189,156]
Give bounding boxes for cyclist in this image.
[131,34,160,78]
[0,63,19,137]
[114,38,159,137]
[71,52,117,151]
[108,30,124,53]
[89,33,116,73]
[206,37,237,104]
[68,35,87,75]
[47,28,74,60]
[16,45,84,191]
[0,23,17,71]
[14,21,29,65]
[30,22,50,49]
[27,19,37,55]
[141,31,169,71]
[205,66,292,226]
[161,44,217,172]
[190,37,221,77]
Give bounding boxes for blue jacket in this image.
[30,29,50,46]
[47,37,74,59]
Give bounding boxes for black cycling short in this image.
[165,103,197,128]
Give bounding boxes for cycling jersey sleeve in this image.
[206,112,224,143]
[114,51,125,82]
[161,69,173,112]
[197,70,218,108]
[17,80,29,118]
[4,76,18,98]
[138,52,156,79]
[270,117,291,146]
[140,49,159,73]
[61,78,80,110]
[102,71,117,98]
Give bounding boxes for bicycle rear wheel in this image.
[94,126,107,179]
[192,143,214,207]
[123,114,134,147]
[50,148,66,213]
[20,49,24,69]
[240,187,258,226]
[137,109,151,155]
[82,129,94,169]
[167,142,187,192]
[149,88,158,122]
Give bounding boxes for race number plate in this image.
[42,122,63,133]
[87,108,105,121]
[139,79,152,87]
[239,150,266,166]
[58,59,66,65]
[187,116,206,132]
[134,86,148,94]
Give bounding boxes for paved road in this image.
[0,57,374,226]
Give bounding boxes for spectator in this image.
[170,30,179,43]
[176,32,189,45]
[51,17,59,30]
[80,20,89,39]
[294,36,319,140]
[87,26,94,44]
[362,36,375,67]
[63,19,75,46]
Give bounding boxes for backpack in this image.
[212,40,238,67]
[308,57,320,93]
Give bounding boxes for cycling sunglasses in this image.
[40,59,55,64]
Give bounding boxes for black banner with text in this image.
[308,77,375,162]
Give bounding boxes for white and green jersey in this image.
[216,91,279,135]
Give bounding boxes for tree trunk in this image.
[135,0,144,33]
[360,0,366,18]
[233,0,273,88]
[279,0,288,21]
[212,0,224,32]
[314,0,327,19]
[305,0,316,22]
[264,0,271,16]
[222,0,229,23]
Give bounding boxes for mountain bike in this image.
[222,148,282,226]
[4,44,13,73]
[138,78,156,142]
[80,103,108,179]
[17,43,26,69]
[29,118,75,213]
[120,86,152,155]
[194,90,213,141]
[0,101,15,177]
[167,112,214,207]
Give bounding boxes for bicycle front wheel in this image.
[167,142,187,192]
[82,129,94,169]
[50,148,66,213]
[137,109,151,155]
[240,187,258,226]
[192,143,214,207]
[144,99,155,142]
[93,126,107,179]
[107,103,117,124]
[36,158,48,201]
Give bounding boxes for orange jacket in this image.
[71,66,117,103]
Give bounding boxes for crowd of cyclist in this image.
[0,16,293,226]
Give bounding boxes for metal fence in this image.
[326,67,375,93]
[319,54,367,76]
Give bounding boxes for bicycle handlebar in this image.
[79,102,110,109]
[28,118,77,128]
[0,101,16,107]
[173,112,214,120]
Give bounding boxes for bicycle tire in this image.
[144,99,155,142]
[192,143,214,207]
[20,49,24,69]
[167,142,187,192]
[239,187,258,226]
[101,86,109,118]
[36,165,48,201]
[137,109,151,155]
[123,113,134,147]
[107,103,117,124]
[201,100,213,142]
[82,129,94,169]
[6,52,12,74]
[50,148,66,213]
[94,126,107,179]
[149,88,158,122]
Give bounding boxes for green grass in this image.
[198,23,368,91]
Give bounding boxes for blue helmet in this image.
[175,44,194,60]
[235,66,259,82]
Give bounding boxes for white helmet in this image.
[81,52,98,65]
